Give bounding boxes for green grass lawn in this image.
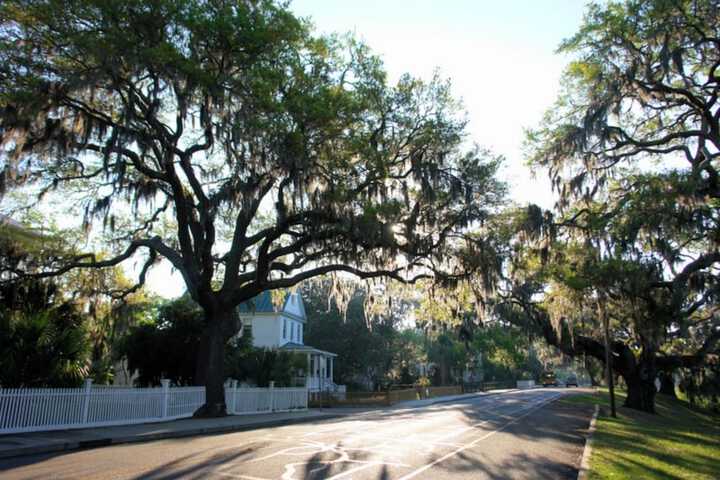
[561,388,720,479]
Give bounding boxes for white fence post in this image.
[81,378,93,424]
[161,379,170,418]
[230,380,238,414]
[269,381,275,412]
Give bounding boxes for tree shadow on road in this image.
[134,445,259,480]
[298,440,381,480]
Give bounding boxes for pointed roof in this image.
[281,292,307,322]
[237,291,307,322]
[237,291,275,313]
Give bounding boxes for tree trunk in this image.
[440,358,448,386]
[584,355,600,386]
[623,356,657,413]
[658,371,677,398]
[624,375,657,413]
[194,328,210,387]
[193,308,237,418]
[520,297,679,415]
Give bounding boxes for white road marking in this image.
[396,393,563,480]
[216,473,270,480]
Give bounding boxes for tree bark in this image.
[193,307,238,418]
[622,355,657,413]
[623,374,657,412]
[194,328,210,387]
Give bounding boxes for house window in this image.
[283,319,287,339]
[299,324,303,344]
[292,322,296,341]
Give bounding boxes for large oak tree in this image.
[517,0,720,412]
[0,0,504,415]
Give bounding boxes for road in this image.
[0,388,594,480]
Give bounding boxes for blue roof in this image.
[237,291,275,313]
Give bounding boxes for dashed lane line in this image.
[396,393,564,480]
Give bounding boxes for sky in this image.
[289,0,587,204]
[144,0,589,298]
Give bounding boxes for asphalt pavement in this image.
[0,388,594,480]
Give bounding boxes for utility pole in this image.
[598,293,617,417]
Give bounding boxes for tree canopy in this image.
[416,0,720,414]
[507,0,720,412]
[0,0,505,414]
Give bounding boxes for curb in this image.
[0,412,348,460]
[577,403,600,480]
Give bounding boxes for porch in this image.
[281,342,344,393]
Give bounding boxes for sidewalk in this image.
[0,388,517,460]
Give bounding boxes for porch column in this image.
[313,354,319,390]
[330,357,334,383]
[320,356,326,389]
[306,353,311,388]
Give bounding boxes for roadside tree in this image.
[0,0,505,415]
[517,0,720,412]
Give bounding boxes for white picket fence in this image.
[0,380,308,435]
[225,384,308,415]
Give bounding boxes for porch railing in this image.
[304,376,344,392]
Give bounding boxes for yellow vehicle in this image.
[541,371,559,387]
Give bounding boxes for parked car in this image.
[565,374,579,387]
[541,371,559,387]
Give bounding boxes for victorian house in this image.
[237,291,342,392]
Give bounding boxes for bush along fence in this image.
[0,380,307,435]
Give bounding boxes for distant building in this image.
[237,291,343,392]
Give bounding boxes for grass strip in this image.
[562,388,720,479]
